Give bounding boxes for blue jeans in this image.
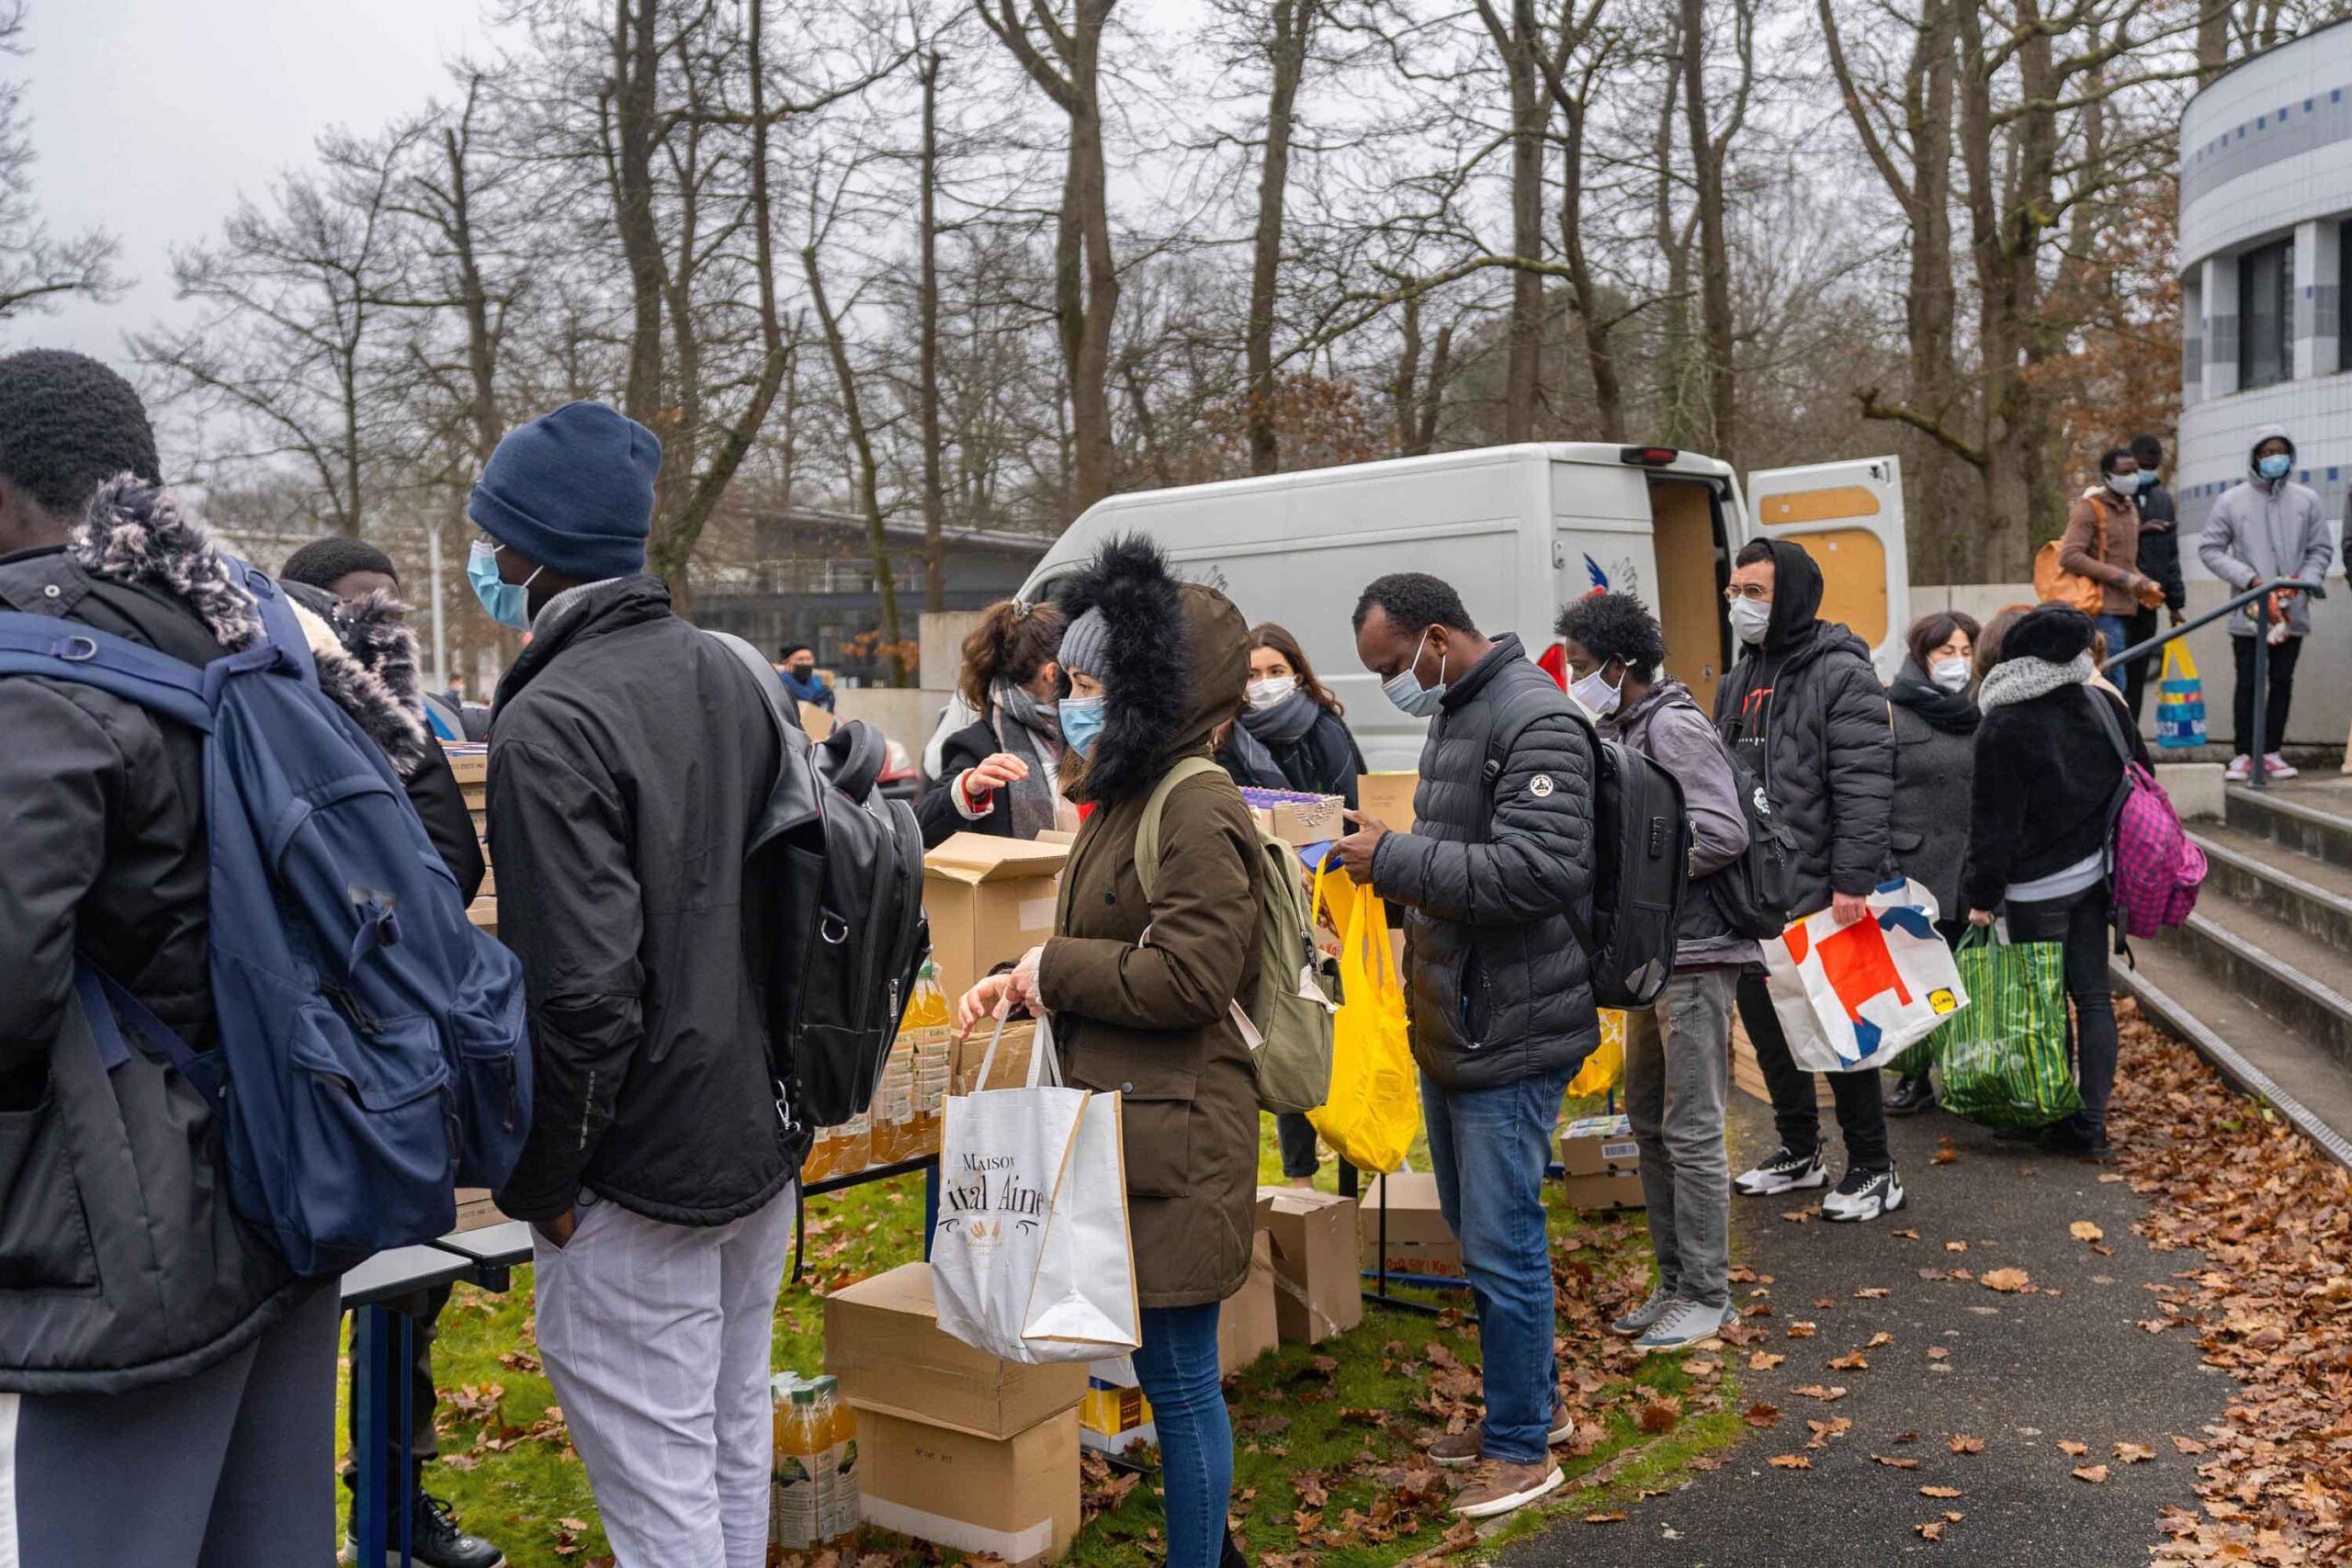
[1129,1303,1231,1567]
[2096,614,2131,666]
[1420,1066,1571,1465]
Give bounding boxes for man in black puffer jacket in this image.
[1336,573,1594,1523]
[1713,537,1903,1222]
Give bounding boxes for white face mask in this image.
[1568,662,1623,720]
[1928,657,1973,694]
[1245,674,1297,711]
[1730,596,1772,648]
[2107,472,2138,498]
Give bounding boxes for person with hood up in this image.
[1713,537,1903,1221]
[1558,592,1753,1355]
[1962,604,2147,1157]
[2199,425,2333,783]
[1332,571,1596,1521]
[917,596,1073,848]
[2122,434,2188,719]
[1881,611,1980,1119]
[2057,446,2165,660]
[954,536,1261,1568]
[473,401,794,1566]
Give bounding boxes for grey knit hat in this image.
[1057,607,1112,679]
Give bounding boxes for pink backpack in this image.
[2090,694,2207,938]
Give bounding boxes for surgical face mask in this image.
[1929,657,1973,694]
[1568,662,1623,720]
[1246,674,1297,711]
[2107,472,2138,498]
[1058,694,1105,759]
[2138,468,2159,490]
[468,539,538,631]
[1381,628,1449,717]
[1729,596,1772,648]
[2258,453,2292,482]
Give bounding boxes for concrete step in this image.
[2148,893,2352,1072]
[2223,781,2352,872]
[2188,821,2352,952]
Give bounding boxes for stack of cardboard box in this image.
[1559,1113,1645,1211]
[1259,1188,1363,1345]
[922,833,1068,1005]
[1358,1172,1462,1276]
[825,1264,1086,1566]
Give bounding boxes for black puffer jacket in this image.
[1712,539,1894,915]
[1371,634,1599,1089]
[488,575,790,1227]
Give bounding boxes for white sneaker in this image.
[1609,1288,1677,1337]
[1634,1299,1733,1354]
[1820,1167,1905,1223]
[2225,755,2254,783]
[2264,753,2300,780]
[1734,1145,1828,1196]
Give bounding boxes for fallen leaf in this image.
[1980,1268,2032,1293]
[1866,1331,1894,1348]
[1920,1485,1963,1499]
[1768,1454,1812,1469]
[1892,1228,1920,1239]
[1828,1351,1870,1371]
[2170,1436,2205,1455]
[1945,1240,1969,1252]
[1584,1512,1628,1524]
[2069,1220,2104,1243]
[1791,1384,1848,1403]
[1748,1351,1786,1371]
[1786,1321,1817,1338]
[1933,1139,1958,1165]
[1872,1454,1920,1469]
[1636,1399,1679,1435]
[1855,1288,1891,1300]
[1949,1435,1984,1454]
[1917,1521,1946,1540]
[2058,1441,2089,1457]
[1926,1347,1951,1361]
[1743,1402,1782,1428]
[2115,1442,2155,1464]
[2074,1464,2109,1484]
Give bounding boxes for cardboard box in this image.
[1259,1187,1363,1344]
[1355,773,1418,834]
[1563,1168,1646,1213]
[452,1188,507,1234]
[950,1019,1036,1095]
[858,1405,1079,1568]
[1240,789,1346,847]
[798,701,835,740]
[1216,1231,1279,1377]
[823,1263,1087,1440]
[1359,1171,1461,1273]
[1078,1378,1155,1456]
[1560,1114,1641,1178]
[923,834,1069,1003]
[1730,1019,1836,1110]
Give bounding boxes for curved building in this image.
[2179,18,2352,545]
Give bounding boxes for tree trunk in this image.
[1476,0,1546,443]
[918,50,946,612]
[1678,0,1735,468]
[1557,96,1623,442]
[1069,50,1118,513]
[1245,0,1313,476]
[610,0,666,436]
[1391,294,1424,456]
[804,245,907,686]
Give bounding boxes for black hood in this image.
[1758,536,1826,653]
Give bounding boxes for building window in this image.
[2339,219,2350,372]
[2238,237,2293,390]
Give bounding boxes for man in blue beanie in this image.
[473,400,800,1564]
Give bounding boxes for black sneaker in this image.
[348,1495,507,1568]
[1883,1072,1938,1117]
[2041,1115,2112,1158]
[1224,1526,1250,1568]
[1733,1145,1827,1196]
[1820,1166,1905,1223]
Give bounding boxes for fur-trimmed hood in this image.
[69,476,430,774]
[1052,534,1249,805]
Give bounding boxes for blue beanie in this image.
[468,400,661,581]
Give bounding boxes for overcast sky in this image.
[16,0,499,372]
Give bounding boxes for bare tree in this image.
[1470,0,1549,442]
[1233,0,1323,475]
[1678,0,1752,469]
[0,3,119,321]
[917,48,948,610]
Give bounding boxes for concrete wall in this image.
[920,609,988,693]
[1915,580,2351,752]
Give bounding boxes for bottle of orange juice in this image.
[902,964,952,1155]
[814,1374,859,1544]
[771,1383,824,1553]
[833,1108,871,1175]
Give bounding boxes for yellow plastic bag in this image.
[1565,1009,1625,1098]
[1307,878,1420,1175]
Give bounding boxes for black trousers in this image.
[2230,634,2302,759]
[341,1282,450,1496]
[1736,966,1890,1170]
[1275,1111,1320,1179]
[2005,883,2117,1131]
[2120,606,2160,721]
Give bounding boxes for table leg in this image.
[353,1303,419,1568]
[922,1158,941,1259]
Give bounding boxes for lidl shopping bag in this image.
[1566,1009,1625,1098]
[2155,643,2207,750]
[933,1013,1141,1365]
[1931,930,2080,1130]
[1760,879,1969,1073]
[1307,879,1420,1175]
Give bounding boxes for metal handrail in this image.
[2101,577,2326,792]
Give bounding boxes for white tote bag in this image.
[1759,878,1970,1073]
[931,1013,1141,1365]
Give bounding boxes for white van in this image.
[1017,443,1910,772]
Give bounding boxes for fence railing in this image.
[2102,578,2327,791]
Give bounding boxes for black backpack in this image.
[1705,749,1800,939]
[1484,692,1688,1010]
[711,634,931,1128]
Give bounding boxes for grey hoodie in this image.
[1607,677,1759,967]
[2199,423,2333,637]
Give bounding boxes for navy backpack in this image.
[0,558,530,1277]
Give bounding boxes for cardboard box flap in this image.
[824,1262,1087,1438]
[924,833,1069,885]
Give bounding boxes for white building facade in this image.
[2179,18,2352,551]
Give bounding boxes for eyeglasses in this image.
[1724,583,1773,604]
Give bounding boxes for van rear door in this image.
[1744,457,1910,676]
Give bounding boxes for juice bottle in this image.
[902,964,952,1155]
[869,1047,911,1163]
[799,1124,834,1185]
[833,1109,871,1175]
[771,1384,824,1553]
[815,1374,860,1544]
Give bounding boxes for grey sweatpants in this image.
[534,1184,797,1568]
[0,1280,339,1565]
[1624,967,1737,1310]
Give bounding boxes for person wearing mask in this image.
[279,539,503,1568]
[954,536,1261,1568]
[1331,572,1594,1519]
[2059,447,2165,663]
[1557,592,1752,1355]
[776,641,835,712]
[1881,612,1980,1119]
[0,351,438,1561]
[1714,538,1902,1221]
[917,598,1072,848]
[473,402,795,1566]
[2122,434,2188,718]
[2199,426,2334,783]
[1962,604,2146,1157]
[1239,622,1366,1187]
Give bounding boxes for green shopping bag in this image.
[1929,928,2081,1129]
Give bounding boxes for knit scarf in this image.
[779,667,830,706]
[1888,665,1980,735]
[1222,719,1290,788]
[1236,687,1321,750]
[1976,652,2094,714]
[989,679,1064,840]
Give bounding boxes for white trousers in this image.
[534,1184,797,1568]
